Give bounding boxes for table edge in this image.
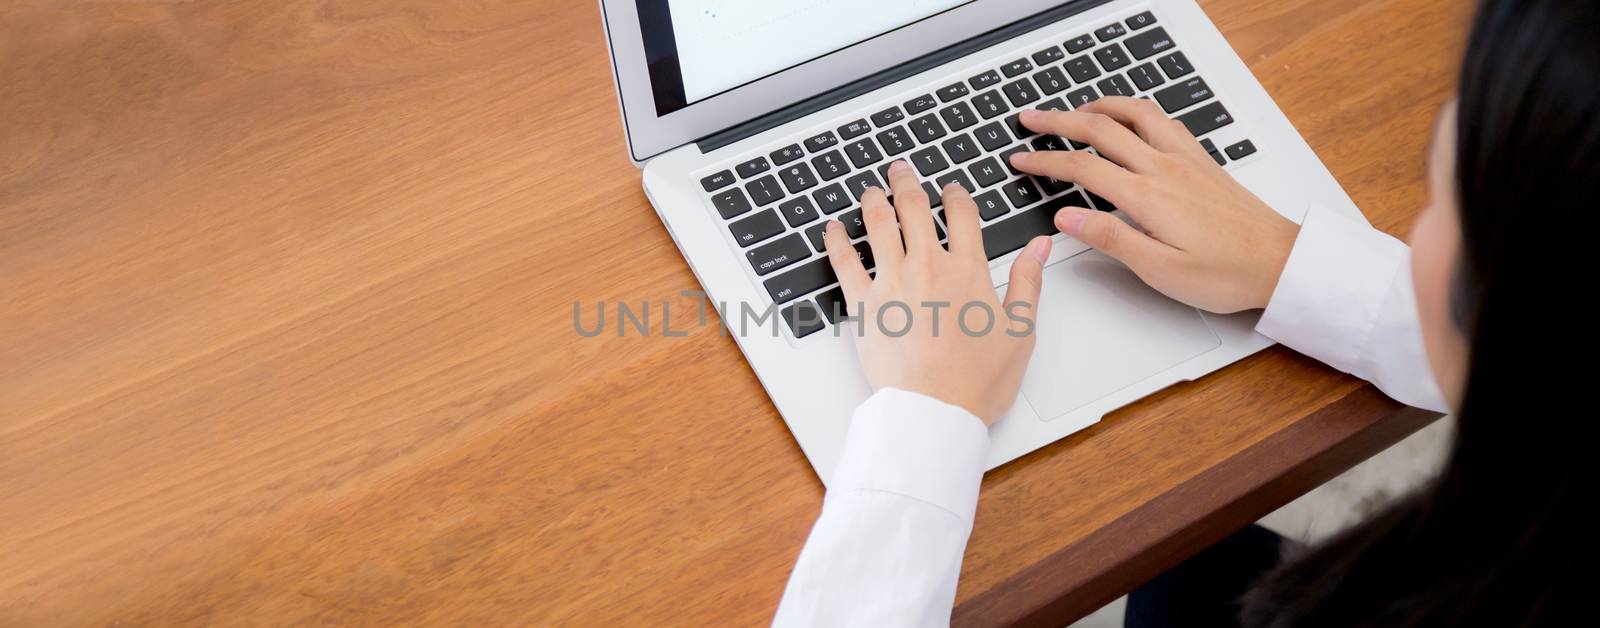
[952,384,1443,627]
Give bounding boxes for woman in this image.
[773,0,1585,625]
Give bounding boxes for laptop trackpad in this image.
[1017,251,1221,422]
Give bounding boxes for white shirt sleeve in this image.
[772,388,990,628]
[1256,205,1450,412]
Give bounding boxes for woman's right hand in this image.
[1007,97,1301,314]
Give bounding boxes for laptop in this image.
[600,0,1365,482]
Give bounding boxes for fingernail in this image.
[826,219,842,234]
[1026,236,1052,264]
[1009,151,1030,166]
[1021,109,1039,120]
[889,159,909,173]
[1056,208,1089,235]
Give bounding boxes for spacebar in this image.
[981,192,1079,260]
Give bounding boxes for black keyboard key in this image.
[1046,189,1092,212]
[782,301,827,338]
[1001,58,1034,77]
[1031,134,1070,152]
[941,134,981,164]
[815,287,849,323]
[1036,173,1072,195]
[764,256,834,304]
[838,119,872,140]
[981,199,1061,260]
[747,233,811,276]
[1064,34,1095,54]
[969,70,1003,90]
[1209,150,1227,166]
[1154,76,1214,113]
[779,161,820,193]
[839,208,868,239]
[937,82,970,102]
[745,175,784,206]
[975,122,1011,151]
[972,91,1009,119]
[876,126,916,156]
[812,183,853,214]
[779,196,820,227]
[1126,11,1157,31]
[1176,101,1235,137]
[1000,177,1043,209]
[1033,67,1071,95]
[909,115,948,143]
[1064,56,1102,82]
[968,156,1008,187]
[939,102,979,131]
[1084,189,1117,212]
[811,150,850,180]
[923,181,944,208]
[844,138,885,168]
[1038,97,1069,112]
[999,145,1030,175]
[1032,46,1066,66]
[1094,43,1131,72]
[730,209,785,247]
[904,95,938,115]
[1004,113,1032,140]
[771,144,805,166]
[1201,138,1220,154]
[1098,75,1136,97]
[935,170,976,194]
[1128,63,1166,91]
[711,188,753,219]
[1158,51,1193,79]
[870,107,905,128]
[1002,78,1041,107]
[1095,23,1127,42]
[701,170,736,192]
[1124,27,1175,60]
[806,131,839,152]
[910,146,950,176]
[736,156,771,178]
[972,189,1010,220]
[1225,139,1258,160]
[803,221,829,251]
[1066,85,1101,108]
[844,170,882,200]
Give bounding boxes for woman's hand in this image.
[1008,97,1300,313]
[823,160,1051,425]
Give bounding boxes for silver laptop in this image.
[600,0,1365,482]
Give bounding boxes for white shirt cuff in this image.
[1257,205,1449,412]
[826,388,990,526]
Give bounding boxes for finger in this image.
[885,160,936,253]
[823,219,871,303]
[941,181,984,261]
[1009,150,1145,218]
[1054,206,1177,277]
[1077,97,1210,160]
[859,186,905,268]
[1019,109,1162,173]
[1002,236,1052,333]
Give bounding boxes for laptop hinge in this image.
[694,0,1115,154]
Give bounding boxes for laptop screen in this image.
[638,0,975,117]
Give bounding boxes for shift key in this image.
[747,234,811,276]
[1175,101,1234,138]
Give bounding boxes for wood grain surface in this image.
[0,0,1466,625]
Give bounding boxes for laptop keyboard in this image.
[695,9,1260,339]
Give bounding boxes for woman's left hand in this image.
[823,160,1052,425]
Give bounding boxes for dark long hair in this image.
[1239,0,1593,624]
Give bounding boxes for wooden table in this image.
[1,0,1464,625]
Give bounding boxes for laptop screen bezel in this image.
[602,0,1078,163]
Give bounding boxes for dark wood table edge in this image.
[953,384,1444,627]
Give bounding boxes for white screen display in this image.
[667,0,972,104]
